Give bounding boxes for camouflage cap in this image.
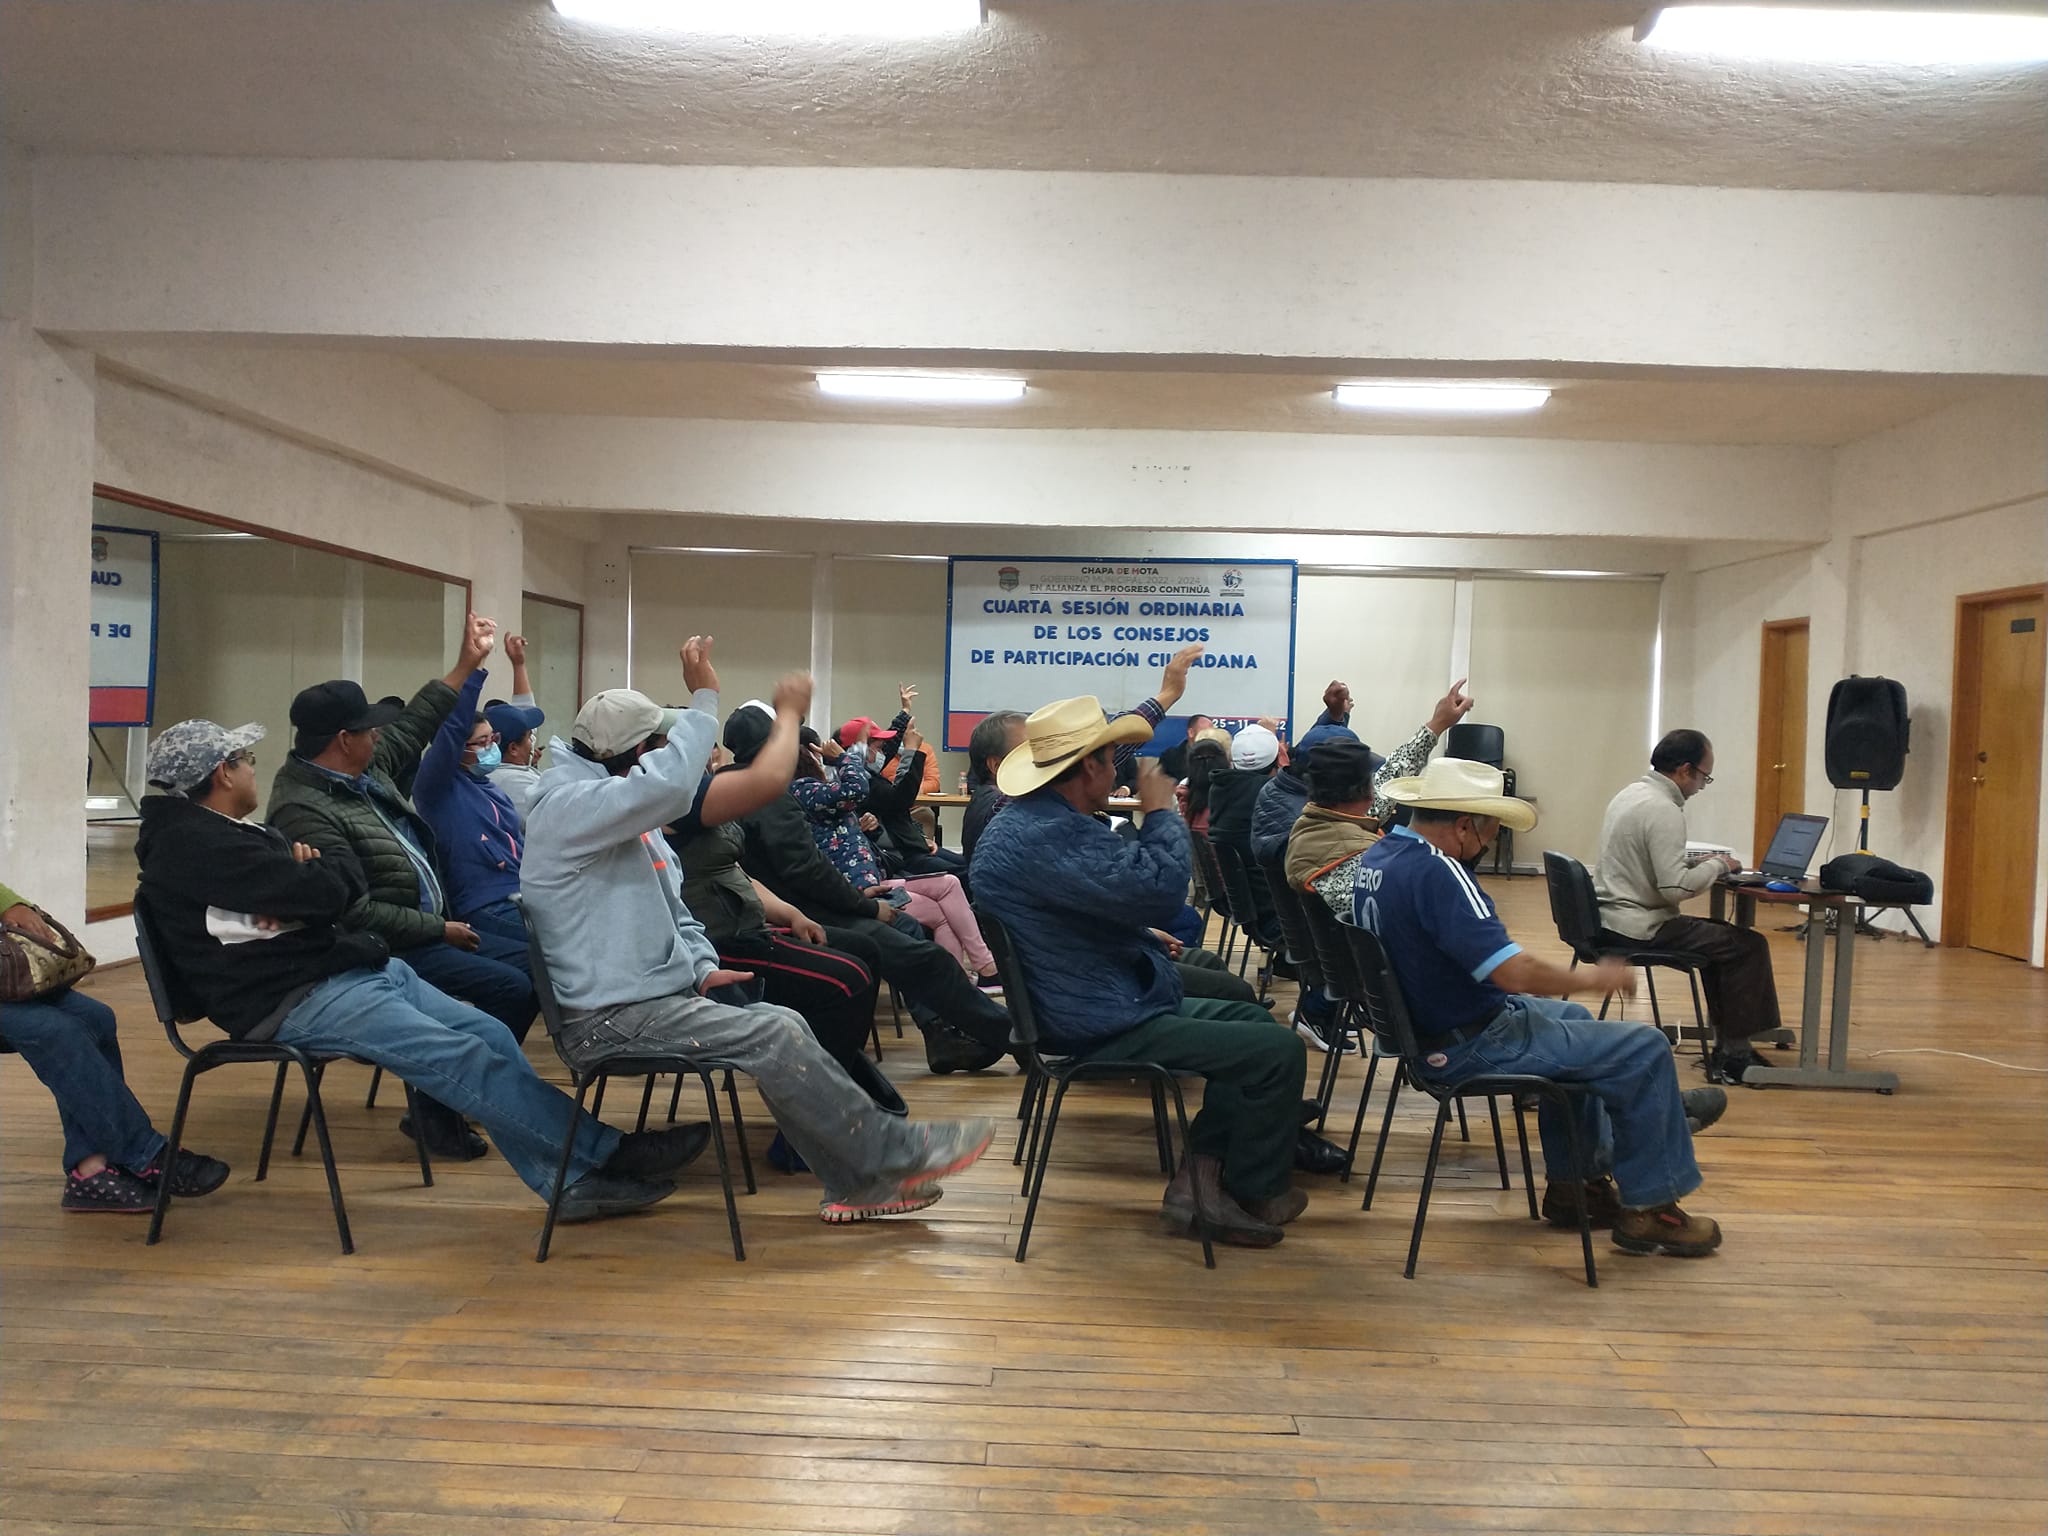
[145,719,266,797]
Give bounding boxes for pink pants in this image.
[888,874,994,973]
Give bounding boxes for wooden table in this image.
[1710,878,1903,1094]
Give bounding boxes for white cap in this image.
[1231,723,1280,771]
[571,689,678,758]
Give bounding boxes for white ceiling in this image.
[400,346,2013,446]
[5,0,2044,194]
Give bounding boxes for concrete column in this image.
[0,324,98,927]
[810,557,835,727]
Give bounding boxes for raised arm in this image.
[413,667,486,813]
[695,674,812,827]
[504,633,533,700]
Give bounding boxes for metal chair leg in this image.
[1687,970,1712,1056]
[146,1060,202,1246]
[1015,1077,1072,1263]
[1164,1077,1215,1269]
[1342,1050,1381,1183]
[295,1056,354,1256]
[1486,1094,1510,1189]
[1404,1099,1454,1279]
[722,1070,756,1195]
[1149,1079,1173,1174]
[700,1071,746,1261]
[1018,1073,1052,1194]
[1556,1088,1598,1287]
[365,1064,383,1109]
[535,1072,594,1263]
[400,1081,434,1188]
[1512,1096,1538,1219]
[888,984,905,1039]
[1362,1063,1405,1211]
[289,1059,327,1158]
[1454,1095,1470,1143]
[589,1077,607,1118]
[257,1060,290,1181]
[667,1073,685,1124]
[1015,1068,1038,1123]
[634,1075,657,1132]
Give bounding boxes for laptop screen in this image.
[1761,813,1829,877]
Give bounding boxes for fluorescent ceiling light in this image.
[551,0,985,37]
[1333,382,1551,414]
[817,372,1027,403]
[1637,6,2048,65]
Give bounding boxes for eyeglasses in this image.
[226,751,257,769]
[1692,767,1715,786]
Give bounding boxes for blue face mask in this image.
[474,744,503,772]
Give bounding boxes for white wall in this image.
[1683,549,1816,857]
[1292,573,1458,749]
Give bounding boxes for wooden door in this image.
[1753,619,1810,860]
[1944,587,2046,959]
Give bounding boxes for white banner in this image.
[944,557,1297,749]
[90,524,159,726]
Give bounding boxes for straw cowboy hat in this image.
[997,695,1153,796]
[1378,757,1538,832]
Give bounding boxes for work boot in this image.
[1245,1186,1309,1226]
[601,1122,713,1181]
[924,1027,1005,1075]
[555,1171,675,1224]
[1176,1153,1285,1248]
[1541,1174,1624,1229]
[1159,1159,1197,1233]
[1683,1086,1729,1134]
[1612,1202,1723,1257]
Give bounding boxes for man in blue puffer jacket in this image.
[414,663,531,962]
[974,695,1307,1251]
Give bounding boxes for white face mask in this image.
[868,747,888,768]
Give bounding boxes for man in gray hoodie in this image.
[518,638,993,1224]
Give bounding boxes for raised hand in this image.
[772,671,814,720]
[680,635,719,696]
[1323,679,1352,718]
[1429,677,1475,736]
[504,634,528,666]
[898,682,919,713]
[900,719,924,755]
[459,613,498,669]
[1158,643,1206,707]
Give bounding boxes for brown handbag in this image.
[0,904,98,1003]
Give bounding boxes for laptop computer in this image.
[1727,812,1829,884]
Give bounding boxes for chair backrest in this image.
[1209,841,1270,947]
[1541,850,1603,960]
[1445,723,1505,767]
[1297,885,1366,1002]
[508,894,573,1041]
[130,890,204,1059]
[1258,856,1324,992]
[1338,922,1424,1061]
[972,904,1052,1070]
[1189,833,1234,922]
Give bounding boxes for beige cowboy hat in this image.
[997,695,1153,796]
[1379,757,1538,833]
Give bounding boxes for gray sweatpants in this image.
[555,993,929,1200]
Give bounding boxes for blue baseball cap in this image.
[1294,722,1368,772]
[483,701,545,745]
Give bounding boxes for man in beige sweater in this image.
[1593,730,1785,1083]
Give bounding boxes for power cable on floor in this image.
[1858,1047,2048,1074]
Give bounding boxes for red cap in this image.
[836,716,899,747]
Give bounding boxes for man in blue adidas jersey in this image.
[1348,759,1725,1259]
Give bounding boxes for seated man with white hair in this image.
[1345,758,1728,1258]
[974,696,1309,1250]
[518,638,994,1225]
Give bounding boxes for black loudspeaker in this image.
[1824,676,1909,791]
[1445,723,1504,767]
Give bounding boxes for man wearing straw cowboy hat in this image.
[973,696,1309,1249]
[1352,758,1726,1259]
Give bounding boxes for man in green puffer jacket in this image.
[265,613,537,1159]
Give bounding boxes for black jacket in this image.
[863,746,929,874]
[1205,766,1270,850]
[732,785,877,921]
[961,784,1006,866]
[134,796,389,1039]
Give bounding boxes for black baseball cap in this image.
[1308,738,1382,801]
[722,703,774,764]
[291,680,404,737]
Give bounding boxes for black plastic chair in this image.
[514,899,751,1264]
[1188,833,1241,969]
[1209,840,1277,986]
[976,906,1214,1268]
[132,892,432,1256]
[1340,923,1597,1287]
[1259,857,1355,1128]
[1541,851,1712,1059]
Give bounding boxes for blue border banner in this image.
[89,523,160,727]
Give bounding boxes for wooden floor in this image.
[4,879,2046,1535]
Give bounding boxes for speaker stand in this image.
[1842,788,1937,948]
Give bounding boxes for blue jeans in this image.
[396,932,537,1043]
[275,961,618,1197]
[459,898,531,962]
[1412,994,1700,1210]
[0,987,165,1173]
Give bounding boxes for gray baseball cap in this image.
[145,719,266,797]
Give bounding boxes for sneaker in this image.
[1683,1086,1729,1135]
[129,1147,230,1198]
[889,1117,996,1193]
[62,1166,156,1214]
[1708,1045,1766,1085]
[819,1186,944,1223]
[1542,1175,1624,1229]
[974,975,1005,997]
[602,1123,712,1182]
[1612,1202,1723,1257]
[555,1171,676,1225]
